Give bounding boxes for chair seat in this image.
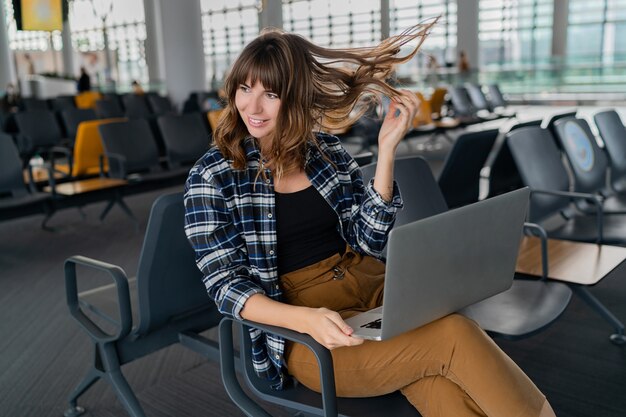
[460,279,572,340]
[548,215,626,246]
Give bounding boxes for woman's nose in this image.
[248,95,263,114]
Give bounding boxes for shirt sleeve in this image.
[184,168,265,320]
[332,139,403,258]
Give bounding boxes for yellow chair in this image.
[413,92,434,128]
[55,118,126,177]
[429,87,447,119]
[207,109,224,132]
[75,91,103,109]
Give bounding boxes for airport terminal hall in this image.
[2,0,626,416]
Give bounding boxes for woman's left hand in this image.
[377,90,419,155]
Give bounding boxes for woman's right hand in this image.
[302,307,365,350]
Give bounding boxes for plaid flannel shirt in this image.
[184,132,402,389]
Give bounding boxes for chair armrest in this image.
[64,255,133,343]
[530,189,604,243]
[219,317,339,417]
[105,152,127,179]
[239,319,338,417]
[48,146,73,178]
[523,222,549,280]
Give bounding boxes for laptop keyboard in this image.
[360,318,382,329]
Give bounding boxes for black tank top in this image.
[275,186,346,275]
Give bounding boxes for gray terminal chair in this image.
[553,117,626,214]
[157,113,210,169]
[0,133,53,226]
[122,94,152,119]
[95,98,124,118]
[61,108,98,145]
[15,109,68,162]
[63,192,222,417]
[437,128,499,208]
[362,156,571,340]
[594,109,626,193]
[507,126,626,344]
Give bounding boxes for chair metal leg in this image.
[571,285,626,344]
[64,368,103,417]
[107,369,147,417]
[99,199,116,221]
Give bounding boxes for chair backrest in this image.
[98,119,160,177]
[465,83,490,111]
[412,91,433,127]
[61,108,97,142]
[487,84,506,108]
[50,95,76,112]
[207,109,224,132]
[487,119,542,198]
[0,133,28,197]
[122,94,152,119]
[594,109,626,190]
[429,87,447,117]
[157,113,210,167]
[146,95,174,115]
[438,128,499,208]
[95,98,124,118]
[15,109,63,150]
[553,117,608,194]
[135,192,210,334]
[75,91,103,109]
[449,86,474,116]
[542,111,577,142]
[71,118,126,177]
[21,97,48,111]
[361,156,447,228]
[507,126,571,222]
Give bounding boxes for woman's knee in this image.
[435,314,483,339]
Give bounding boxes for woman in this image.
[184,22,555,417]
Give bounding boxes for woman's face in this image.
[235,78,281,143]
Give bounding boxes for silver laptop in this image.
[345,187,530,340]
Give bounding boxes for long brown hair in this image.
[214,18,437,178]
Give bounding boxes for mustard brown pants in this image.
[281,247,552,417]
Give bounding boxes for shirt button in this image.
[267,212,273,219]
[269,250,275,255]
[274,354,281,360]
[265,179,271,184]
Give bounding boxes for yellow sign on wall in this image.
[21,0,63,32]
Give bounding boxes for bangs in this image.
[229,35,288,96]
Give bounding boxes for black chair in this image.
[594,109,626,193]
[485,119,543,198]
[0,133,53,225]
[542,110,577,145]
[485,84,516,117]
[21,97,49,111]
[122,94,152,119]
[465,83,513,119]
[449,86,492,123]
[361,156,571,340]
[14,109,68,162]
[156,113,210,169]
[507,126,626,344]
[552,117,626,214]
[437,128,499,208]
[146,94,174,115]
[63,192,222,417]
[50,95,77,112]
[98,119,188,186]
[61,108,98,144]
[96,97,125,118]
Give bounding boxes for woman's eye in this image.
[239,85,250,92]
[267,93,279,99]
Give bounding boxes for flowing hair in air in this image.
[214,17,438,178]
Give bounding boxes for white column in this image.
[456,0,479,70]
[551,0,569,63]
[61,17,76,77]
[143,0,166,91]
[157,0,205,109]
[0,1,17,88]
[259,0,283,31]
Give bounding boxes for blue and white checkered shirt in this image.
[184,132,402,388]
